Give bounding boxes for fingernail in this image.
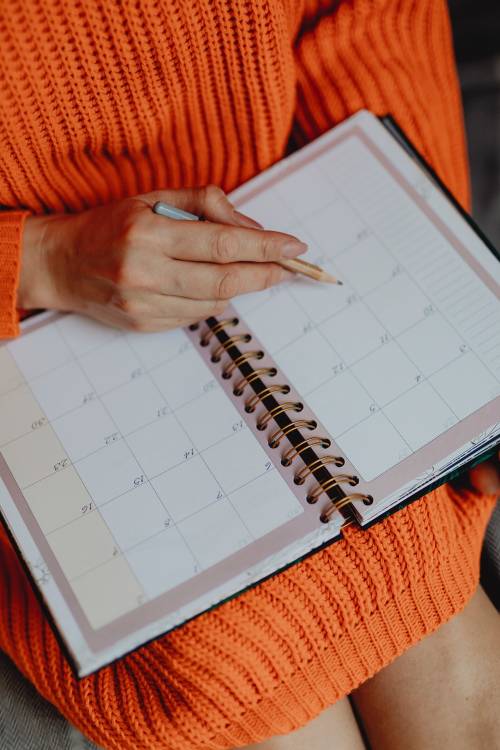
[282,239,308,258]
[232,210,263,229]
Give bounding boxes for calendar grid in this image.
[53,322,152,594]
[233,129,499,481]
[321,166,465,436]
[1,308,307,628]
[121,333,257,558]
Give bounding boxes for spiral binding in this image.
[193,317,373,523]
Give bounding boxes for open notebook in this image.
[1,111,499,677]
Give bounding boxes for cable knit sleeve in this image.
[0,211,27,339]
[292,0,470,210]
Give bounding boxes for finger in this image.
[137,186,262,228]
[150,258,292,300]
[151,219,307,264]
[468,461,500,495]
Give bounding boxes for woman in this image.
[0,1,499,748]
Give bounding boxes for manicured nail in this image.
[282,239,308,258]
[232,210,263,229]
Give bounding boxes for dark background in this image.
[450,0,500,248]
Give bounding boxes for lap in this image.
[0,485,495,750]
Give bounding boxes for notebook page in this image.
[231,111,500,520]
[0,312,344,676]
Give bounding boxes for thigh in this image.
[352,587,500,750]
[242,697,366,750]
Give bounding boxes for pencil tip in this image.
[337,280,343,286]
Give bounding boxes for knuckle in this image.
[204,184,226,206]
[260,236,278,263]
[212,230,238,263]
[217,269,240,299]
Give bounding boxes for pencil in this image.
[152,201,342,285]
[279,257,341,285]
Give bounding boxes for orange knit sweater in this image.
[0,1,496,749]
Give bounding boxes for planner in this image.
[1,110,499,677]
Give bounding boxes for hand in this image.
[466,451,500,495]
[17,186,307,331]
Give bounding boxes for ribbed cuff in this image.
[0,211,29,339]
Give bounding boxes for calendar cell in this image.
[100,483,170,551]
[47,511,118,581]
[30,361,95,420]
[80,338,143,395]
[8,324,72,381]
[1,424,68,488]
[0,384,45,445]
[126,327,191,370]
[101,376,168,436]
[126,526,197,599]
[75,440,144,506]
[23,466,93,535]
[52,400,118,462]
[151,455,224,523]
[178,497,252,570]
[384,381,457,451]
[229,470,303,538]
[125,414,196,478]
[71,556,143,629]
[319,301,389,365]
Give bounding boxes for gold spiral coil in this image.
[281,436,332,466]
[268,420,317,448]
[232,367,277,394]
[294,455,346,485]
[200,317,238,345]
[320,493,373,523]
[222,350,264,378]
[256,401,303,430]
[245,384,290,412]
[307,474,359,504]
[211,334,251,362]
[195,318,370,524]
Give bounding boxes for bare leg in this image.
[352,586,500,749]
[241,696,366,750]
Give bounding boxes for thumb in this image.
[137,185,263,229]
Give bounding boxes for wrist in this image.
[17,214,73,311]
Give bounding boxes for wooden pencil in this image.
[279,257,342,284]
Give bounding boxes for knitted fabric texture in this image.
[0,1,495,748]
